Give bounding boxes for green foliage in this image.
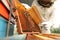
[50,26,60,34]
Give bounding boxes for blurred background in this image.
[20,0,34,6]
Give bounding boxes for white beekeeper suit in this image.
[32,0,57,34]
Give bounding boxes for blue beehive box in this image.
[9,24,14,36]
[0,16,14,37]
[0,16,7,37]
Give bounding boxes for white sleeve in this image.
[22,3,30,9]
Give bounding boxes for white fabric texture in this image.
[32,0,57,34]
